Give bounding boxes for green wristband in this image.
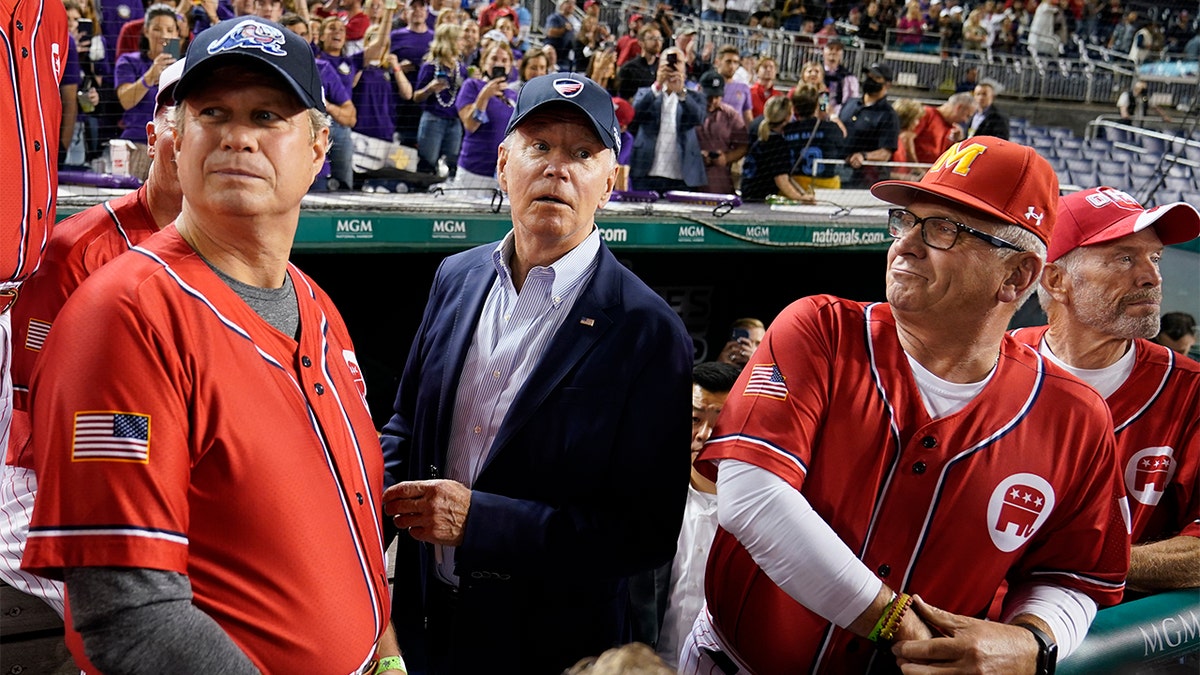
[375,655,407,674]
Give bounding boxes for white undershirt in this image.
[1039,339,1136,399]
[714,349,1095,658]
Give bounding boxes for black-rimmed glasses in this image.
[887,208,1025,252]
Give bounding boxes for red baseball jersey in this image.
[22,227,388,673]
[698,296,1129,675]
[1014,326,1200,543]
[7,187,161,468]
[2,0,67,283]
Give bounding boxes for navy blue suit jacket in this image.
[629,86,708,188]
[381,238,693,674]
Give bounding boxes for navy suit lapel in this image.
[481,245,624,472]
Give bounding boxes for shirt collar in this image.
[491,227,602,297]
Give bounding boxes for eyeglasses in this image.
[887,208,1024,252]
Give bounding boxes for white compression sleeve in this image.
[1001,582,1097,660]
[715,459,882,628]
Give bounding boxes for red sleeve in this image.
[116,19,143,59]
[345,12,370,40]
[697,296,845,490]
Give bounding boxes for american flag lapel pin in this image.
[580,317,595,327]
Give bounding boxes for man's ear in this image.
[1038,260,1071,305]
[999,252,1042,304]
[496,142,510,193]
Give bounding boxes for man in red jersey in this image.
[22,18,392,674]
[1,0,68,504]
[680,138,1129,675]
[1014,186,1200,594]
[0,59,185,617]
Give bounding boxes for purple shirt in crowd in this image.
[416,60,468,119]
[723,81,753,118]
[352,53,398,141]
[115,52,156,142]
[390,28,434,83]
[63,36,81,87]
[455,76,515,176]
[318,51,358,94]
[100,0,143,66]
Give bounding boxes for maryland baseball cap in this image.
[871,136,1059,244]
[506,73,621,152]
[698,69,725,98]
[864,62,894,81]
[172,17,326,113]
[1047,186,1200,262]
[155,57,186,108]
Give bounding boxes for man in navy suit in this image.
[629,47,708,193]
[380,73,694,675]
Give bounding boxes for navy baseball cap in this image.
[172,17,326,113]
[505,73,621,153]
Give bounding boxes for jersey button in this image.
[15,20,22,29]
[21,47,28,58]
[912,461,926,474]
[301,355,312,367]
[920,436,937,448]
[877,563,890,577]
[356,492,364,505]
[314,382,325,395]
[33,140,41,152]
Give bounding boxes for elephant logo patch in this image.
[987,473,1055,552]
[1125,446,1175,506]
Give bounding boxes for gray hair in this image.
[991,222,1046,307]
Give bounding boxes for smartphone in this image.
[76,18,93,39]
[731,327,750,341]
[164,37,181,59]
[665,52,678,67]
[435,68,449,81]
[490,65,507,81]
[819,92,829,113]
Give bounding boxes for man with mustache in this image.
[380,73,692,674]
[1013,186,1200,595]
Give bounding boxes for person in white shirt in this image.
[656,361,742,668]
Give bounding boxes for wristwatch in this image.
[1015,623,1057,675]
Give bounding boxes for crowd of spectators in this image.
[56,0,1190,196]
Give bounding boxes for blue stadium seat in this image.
[1148,190,1183,206]
[1044,156,1067,172]
[1047,127,1074,140]
[1069,171,1098,187]
[1182,191,1200,206]
[1109,149,1136,164]
[1025,125,1050,137]
[1010,117,1030,129]
[1104,127,1130,144]
[1139,136,1167,155]
[1097,172,1127,188]
[1163,176,1196,192]
[1088,138,1112,152]
[1056,147,1084,160]
[1066,159,1097,174]
[1164,163,1193,179]
[1031,136,1057,151]
[1130,164,1159,179]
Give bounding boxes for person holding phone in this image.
[716,318,765,368]
[413,22,466,179]
[115,3,178,179]
[446,41,515,197]
[629,46,706,193]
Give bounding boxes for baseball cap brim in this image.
[1071,201,1200,250]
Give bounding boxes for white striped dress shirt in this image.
[436,228,601,584]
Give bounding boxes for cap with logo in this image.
[505,73,622,153]
[171,17,326,113]
[698,69,725,98]
[871,136,1059,245]
[864,62,894,81]
[1048,186,1200,262]
[482,29,508,43]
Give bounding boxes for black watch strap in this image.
[1015,623,1057,675]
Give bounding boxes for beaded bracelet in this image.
[878,593,914,642]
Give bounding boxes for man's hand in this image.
[892,596,1041,674]
[383,479,471,546]
[717,338,753,367]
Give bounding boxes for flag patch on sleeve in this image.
[71,412,151,463]
[25,319,51,351]
[743,363,788,400]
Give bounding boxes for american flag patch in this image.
[71,412,151,463]
[25,319,51,351]
[743,363,788,400]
